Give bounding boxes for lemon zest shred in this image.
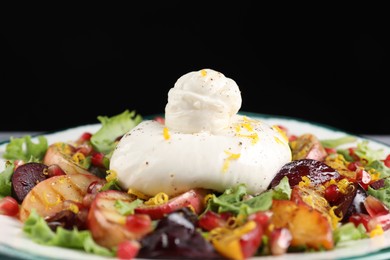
[187,205,195,213]
[209,220,256,260]
[222,151,241,173]
[105,170,117,182]
[370,225,384,237]
[369,169,381,182]
[56,142,72,155]
[163,127,170,140]
[328,206,342,229]
[43,191,62,208]
[299,176,311,188]
[241,122,253,132]
[127,188,150,200]
[203,194,213,205]
[337,178,353,194]
[274,136,285,145]
[68,203,79,214]
[200,69,207,77]
[144,192,169,206]
[72,152,85,164]
[237,133,259,144]
[272,125,289,142]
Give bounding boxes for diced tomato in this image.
[349,213,372,231]
[364,195,390,231]
[347,161,361,171]
[356,169,371,190]
[383,154,390,168]
[0,196,19,217]
[364,195,389,217]
[117,240,140,260]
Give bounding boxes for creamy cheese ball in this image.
[110,69,292,196]
[165,68,242,134]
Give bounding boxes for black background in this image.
[2,3,389,135]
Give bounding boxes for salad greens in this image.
[2,135,48,162]
[0,162,14,198]
[90,109,142,154]
[23,209,114,257]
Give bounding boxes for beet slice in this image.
[269,159,340,189]
[11,162,48,203]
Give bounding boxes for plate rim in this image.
[1,112,390,260]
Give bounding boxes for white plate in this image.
[1,112,390,260]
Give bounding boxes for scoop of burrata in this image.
[110,69,292,196]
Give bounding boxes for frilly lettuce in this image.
[23,209,114,256]
[90,109,142,154]
[2,135,48,162]
[0,162,14,198]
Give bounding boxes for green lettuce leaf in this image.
[90,110,142,154]
[333,222,368,245]
[368,178,390,209]
[0,162,14,198]
[367,160,390,178]
[207,182,289,217]
[2,135,48,162]
[272,176,291,200]
[23,209,114,256]
[115,199,143,215]
[354,140,385,165]
[320,136,357,148]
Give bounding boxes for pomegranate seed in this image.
[0,196,19,217]
[46,164,66,177]
[117,240,140,260]
[154,116,165,124]
[324,184,341,203]
[78,132,92,143]
[269,227,292,256]
[91,152,106,168]
[347,161,361,171]
[383,154,390,168]
[125,214,152,234]
[325,147,337,154]
[198,210,228,231]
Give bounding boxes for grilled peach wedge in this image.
[43,142,92,175]
[19,173,105,222]
[87,190,153,248]
[270,199,334,250]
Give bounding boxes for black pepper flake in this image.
[145,161,149,165]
